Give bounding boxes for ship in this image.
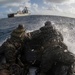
[8,7,30,18]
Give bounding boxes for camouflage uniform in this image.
[0,24,28,75]
[20,21,75,75]
[38,21,75,75]
[20,21,70,75]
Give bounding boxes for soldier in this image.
[20,21,68,75]
[38,21,75,75]
[0,24,30,75]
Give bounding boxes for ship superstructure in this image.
[8,7,30,18]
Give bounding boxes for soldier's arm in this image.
[29,30,41,39]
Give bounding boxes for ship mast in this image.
[22,7,28,13]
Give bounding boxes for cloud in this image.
[0,0,30,8]
[0,0,29,4]
[2,3,20,8]
[30,3,39,14]
[0,0,75,18]
[61,4,75,14]
[8,8,13,13]
[44,0,67,3]
[42,0,75,18]
[44,0,75,4]
[2,1,31,8]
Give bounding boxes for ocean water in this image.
[0,15,75,54]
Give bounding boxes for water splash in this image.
[55,22,75,54]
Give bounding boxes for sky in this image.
[0,0,75,18]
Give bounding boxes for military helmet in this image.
[45,21,52,27]
[11,24,25,39]
[40,21,54,33]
